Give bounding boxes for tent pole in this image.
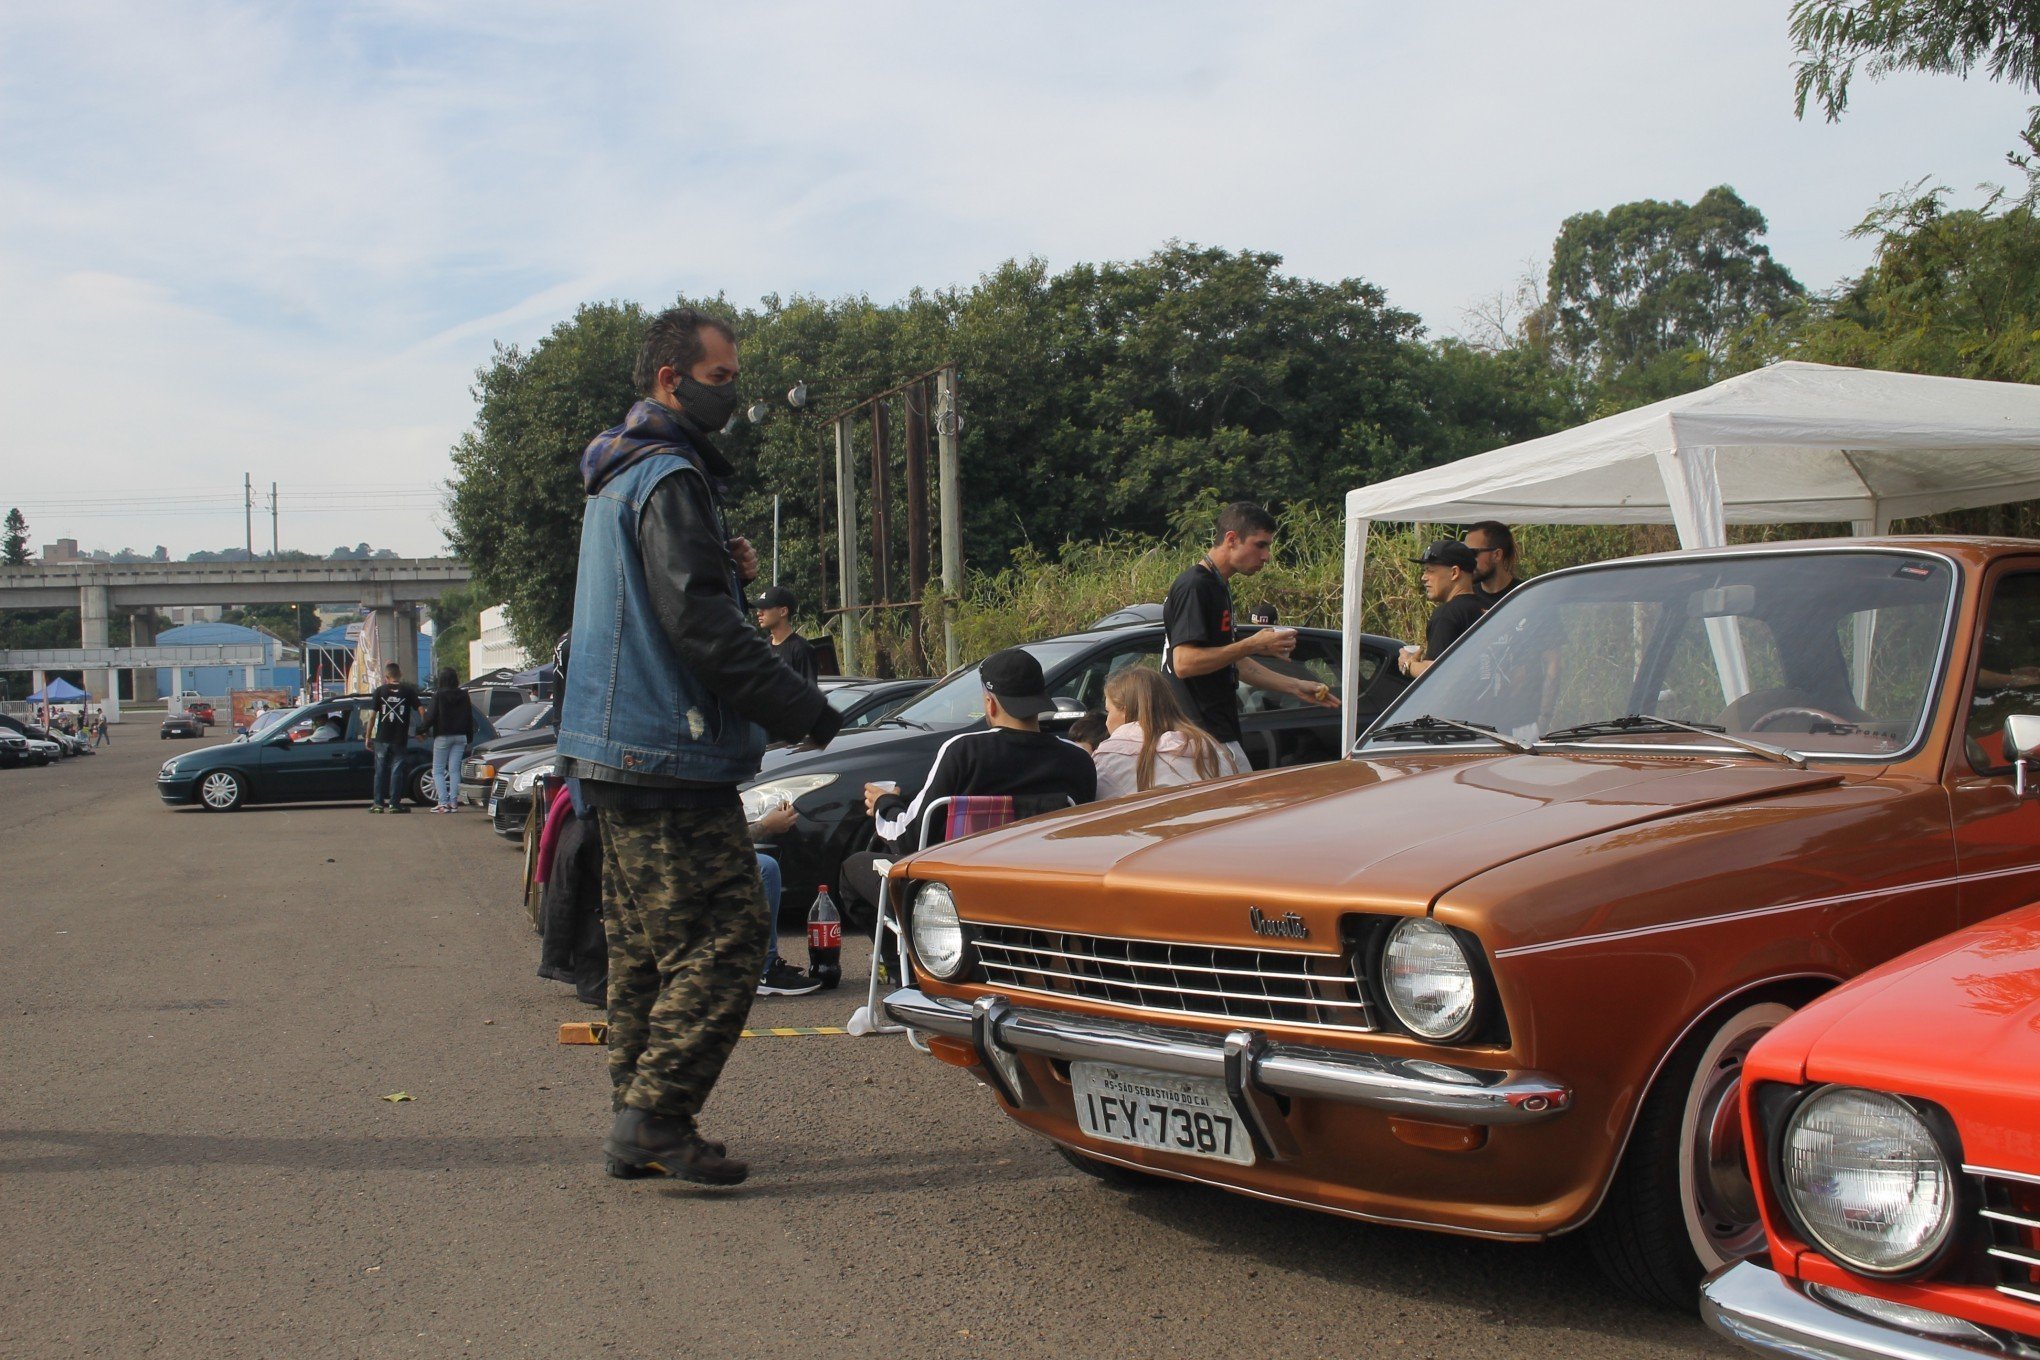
[1847,502,1891,702]
[1341,513,1371,755]
[1654,443,1747,703]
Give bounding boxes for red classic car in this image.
[1701,887,2040,1356]
[881,539,2040,1306]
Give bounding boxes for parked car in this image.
[186,701,216,725]
[1702,891,2040,1354]
[877,538,2040,1307]
[160,713,206,739]
[803,676,933,741]
[491,700,551,735]
[0,728,38,768]
[466,684,537,722]
[156,696,496,811]
[487,746,557,841]
[458,718,556,806]
[0,714,80,757]
[740,622,1409,922]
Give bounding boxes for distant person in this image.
[1093,667,1239,800]
[93,710,109,747]
[839,649,1097,926]
[1066,711,1108,752]
[366,662,420,813]
[1247,603,1279,626]
[1163,501,1337,772]
[752,585,818,684]
[1465,521,1520,611]
[421,667,475,814]
[1398,540,1484,680]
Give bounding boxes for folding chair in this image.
[845,793,1072,1036]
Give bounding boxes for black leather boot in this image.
[604,1108,747,1185]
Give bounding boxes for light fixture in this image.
[746,400,770,424]
[787,382,809,408]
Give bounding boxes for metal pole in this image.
[935,367,963,670]
[834,417,860,675]
[772,494,780,585]
[869,401,892,610]
[244,472,253,560]
[270,482,278,558]
[903,380,930,673]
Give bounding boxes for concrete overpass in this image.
[0,558,472,695]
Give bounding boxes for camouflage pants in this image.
[597,801,770,1125]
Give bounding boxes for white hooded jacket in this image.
[1092,722,1241,801]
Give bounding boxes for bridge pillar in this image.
[80,583,109,648]
[130,612,159,701]
[368,606,422,686]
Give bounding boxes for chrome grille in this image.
[490,775,510,802]
[968,922,1375,1031]
[1976,1168,2040,1307]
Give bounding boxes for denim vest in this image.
[557,453,765,783]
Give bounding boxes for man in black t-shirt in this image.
[752,585,819,685]
[1399,540,1485,680]
[1465,521,1521,613]
[365,662,421,813]
[1163,501,1338,770]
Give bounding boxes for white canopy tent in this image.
[1339,360,2040,749]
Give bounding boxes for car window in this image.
[1050,637,1163,712]
[886,640,1095,727]
[1967,571,2040,772]
[1241,632,1342,714]
[495,701,548,733]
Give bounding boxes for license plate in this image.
[1070,1061,1254,1165]
[486,798,498,818]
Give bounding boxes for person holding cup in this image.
[1163,501,1338,773]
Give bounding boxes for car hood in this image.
[905,752,1844,928]
[1763,903,2040,1172]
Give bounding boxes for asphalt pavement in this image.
[0,732,1735,1359]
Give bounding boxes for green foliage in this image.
[220,603,311,647]
[1790,0,2040,158]
[2,507,28,565]
[427,582,486,681]
[1543,186,1804,405]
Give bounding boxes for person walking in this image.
[1398,539,1485,680]
[92,710,110,747]
[366,662,420,813]
[421,668,474,813]
[1163,501,1338,773]
[556,306,841,1186]
[1092,667,1240,800]
[1465,521,1521,611]
[751,585,819,684]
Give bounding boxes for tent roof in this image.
[1344,361,2040,528]
[26,677,89,701]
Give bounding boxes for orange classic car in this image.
[1701,889,2040,1356]
[881,538,2040,1306]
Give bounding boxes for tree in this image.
[2,508,28,565]
[1791,0,2040,160]
[1542,186,1803,406]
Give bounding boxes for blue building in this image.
[153,622,302,697]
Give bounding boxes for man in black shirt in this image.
[839,648,1096,924]
[365,662,420,813]
[1163,501,1338,770]
[1399,539,1485,680]
[752,585,819,685]
[1465,521,1520,612]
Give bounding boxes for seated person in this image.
[307,712,347,743]
[1094,667,1239,799]
[1066,711,1108,753]
[840,649,1098,927]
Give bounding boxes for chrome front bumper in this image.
[883,987,1571,1145]
[1702,1261,2015,1360]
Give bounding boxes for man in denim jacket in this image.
[558,307,840,1185]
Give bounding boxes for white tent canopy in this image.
[1339,361,2040,748]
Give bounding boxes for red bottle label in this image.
[807,920,841,950]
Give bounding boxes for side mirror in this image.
[2007,714,2040,797]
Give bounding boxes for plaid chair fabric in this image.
[941,795,1016,843]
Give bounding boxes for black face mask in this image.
[672,375,738,433]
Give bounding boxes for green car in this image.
[156,695,495,812]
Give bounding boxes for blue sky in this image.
[1,1,2032,558]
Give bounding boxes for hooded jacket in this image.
[557,400,834,787]
[1092,721,1241,801]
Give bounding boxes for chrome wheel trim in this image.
[199,772,239,808]
[1678,1001,1793,1269]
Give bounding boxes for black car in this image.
[458,717,556,806]
[0,714,79,758]
[0,728,39,768]
[739,622,1410,923]
[156,695,497,811]
[811,677,931,738]
[483,746,556,841]
[161,713,206,739]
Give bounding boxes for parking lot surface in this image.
[0,737,1734,1358]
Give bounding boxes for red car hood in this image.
[1770,903,2040,1174]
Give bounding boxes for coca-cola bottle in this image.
[806,886,842,990]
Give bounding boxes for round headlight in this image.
[1782,1087,1956,1276]
[1380,918,1478,1041]
[910,882,967,980]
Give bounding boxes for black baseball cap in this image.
[750,585,797,611]
[1412,539,1479,571]
[979,647,1054,718]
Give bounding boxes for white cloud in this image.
[0,0,2033,556]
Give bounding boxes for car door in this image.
[1235,630,1364,770]
[262,704,366,801]
[1946,560,2040,925]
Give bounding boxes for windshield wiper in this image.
[880,716,930,730]
[1537,713,1805,769]
[1366,715,1536,754]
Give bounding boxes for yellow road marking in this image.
[742,1026,851,1037]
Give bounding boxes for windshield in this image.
[496,701,549,732]
[1360,549,1957,761]
[882,639,1096,728]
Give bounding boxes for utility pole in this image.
[243,473,253,560]
[772,494,780,585]
[270,482,278,558]
[935,367,963,670]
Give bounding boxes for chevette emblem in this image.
[1248,905,1308,940]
